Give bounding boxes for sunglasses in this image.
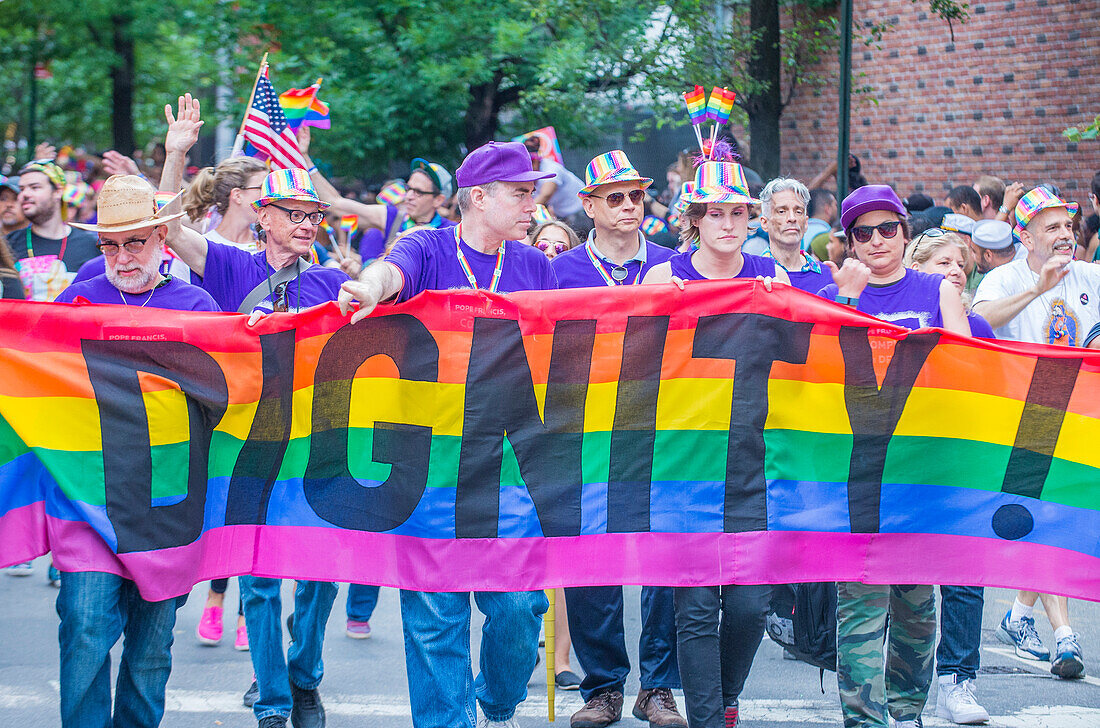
[536,240,568,254]
[589,189,646,207]
[97,231,156,256]
[850,220,902,244]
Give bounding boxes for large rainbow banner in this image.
[0,283,1097,602]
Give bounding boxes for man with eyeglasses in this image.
[158,94,346,728]
[7,159,101,300]
[817,185,970,728]
[338,139,557,728]
[298,126,455,266]
[49,173,217,728]
[546,149,685,728]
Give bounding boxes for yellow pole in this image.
[544,588,556,721]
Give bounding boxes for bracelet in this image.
[998,204,1009,214]
[306,165,318,174]
[835,294,859,306]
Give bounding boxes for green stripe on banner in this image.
[0,417,29,465]
[30,448,106,504]
[763,430,856,483]
[1043,458,1100,511]
[883,436,1010,492]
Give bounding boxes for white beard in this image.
[106,258,160,293]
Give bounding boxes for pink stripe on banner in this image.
[7,517,1099,601]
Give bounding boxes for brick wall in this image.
[767,0,1100,207]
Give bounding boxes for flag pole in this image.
[232,52,269,155]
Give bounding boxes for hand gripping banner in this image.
[0,282,1097,601]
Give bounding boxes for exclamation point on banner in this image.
[994,357,1082,540]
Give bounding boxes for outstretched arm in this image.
[297,126,388,229]
[337,261,405,324]
[159,93,209,276]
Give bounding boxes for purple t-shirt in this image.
[387,226,557,301]
[196,241,348,313]
[968,311,995,338]
[787,266,834,294]
[552,237,675,289]
[668,250,777,281]
[55,274,220,312]
[817,268,944,331]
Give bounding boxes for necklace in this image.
[26,226,68,260]
[454,224,504,292]
[119,285,158,307]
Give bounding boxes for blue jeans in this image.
[936,586,984,681]
[563,585,680,700]
[346,584,381,622]
[56,570,184,728]
[399,590,547,728]
[240,577,338,720]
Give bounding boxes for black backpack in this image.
[767,582,838,678]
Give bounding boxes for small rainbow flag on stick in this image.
[339,215,358,239]
[706,87,735,124]
[683,85,707,125]
[279,79,331,131]
[378,181,407,206]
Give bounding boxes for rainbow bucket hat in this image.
[683,161,757,205]
[1013,186,1078,239]
[252,168,330,212]
[579,150,653,197]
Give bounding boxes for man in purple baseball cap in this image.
[338,140,557,728]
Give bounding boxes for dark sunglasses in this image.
[96,231,156,256]
[535,240,568,254]
[589,189,646,207]
[850,220,902,244]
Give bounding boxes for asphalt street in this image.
[1,556,1098,727]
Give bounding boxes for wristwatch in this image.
[835,294,859,306]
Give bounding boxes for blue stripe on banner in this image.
[767,479,852,532]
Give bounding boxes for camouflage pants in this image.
[836,582,936,727]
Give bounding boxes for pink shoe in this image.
[196,605,223,645]
[234,623,249,651]
[346,619,372,639]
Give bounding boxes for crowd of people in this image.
[0,89,1096,728]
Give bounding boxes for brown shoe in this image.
[570,690,624,728]
[631,688,688,727]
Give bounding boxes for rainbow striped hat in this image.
[684,161,757,205]
[579,150,653,196]
[252,168,330,212]
[1013,186,1078,239]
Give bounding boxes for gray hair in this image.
[456,181,500,213]
[760,177,810,218]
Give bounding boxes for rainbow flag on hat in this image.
[279,79,331,131]
[378,181,407,206]
[706,87,736,125]
[683,86,707,125]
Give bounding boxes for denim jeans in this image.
[674,584,770,728]
[563,585,680,700]
[56,570,184,728]
[346,584,381,622]
[399,589,547,728]
[936,585,984,681]
[240,577,338,720]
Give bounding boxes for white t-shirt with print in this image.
[973,258,1100,345]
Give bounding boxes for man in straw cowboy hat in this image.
[157,92,346,728]
[50,174,219,728]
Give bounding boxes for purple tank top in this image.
[668,250,777,281]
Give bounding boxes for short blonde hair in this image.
[904,230,970,268]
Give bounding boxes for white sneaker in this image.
[477,717,519,728]
[936,675,990,724]
[5,561,33,576]
[891,719,923,728]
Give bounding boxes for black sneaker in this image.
[286,612,296,643]
[258,717,287,728]
[242,679,259,708]
[290,682,325,728]
[555,670,582,690]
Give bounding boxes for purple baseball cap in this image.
[455,141,555,188]
[840,185,908,232]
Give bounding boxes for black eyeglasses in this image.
[97,232,156,256]
[850,220,902,244]
[404,185,437,198]
[589,189,646,207]
[269,203,325,225]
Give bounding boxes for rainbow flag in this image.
[683,85,707,124]
[513,126,564,165]
[0,287,1097,600]
[339,214,358,238]
[378,181,407,206]
[640,215,668,236]
[278,79,331,130]
[706,87,736,124]
[62,182,90,207]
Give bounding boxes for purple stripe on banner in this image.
[0,501,48,566]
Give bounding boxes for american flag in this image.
[243,70,308,170]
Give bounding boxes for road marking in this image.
[984,645,1100,688]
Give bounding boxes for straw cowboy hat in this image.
[69,174,187,233]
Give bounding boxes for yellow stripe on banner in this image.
[1055,411,1100,469]
[143,388,190,447]
[657,379,735,431]
[765,380,852,434]
[582,382,618,432]
[0,395,102,450]
[892,388,1024,446]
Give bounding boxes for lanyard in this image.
[585,240,641,286]
[26,227,68,261]
[454,224,504,293]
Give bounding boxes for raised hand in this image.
[296,125,311,157]
[164,93,203,155]
[1036,254,1072,295]
[102,150,141,177]
[33,142,56,161]
[1003,182,1026,213]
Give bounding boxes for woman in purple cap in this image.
[643,155,786,728]
[817,185,969,728]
